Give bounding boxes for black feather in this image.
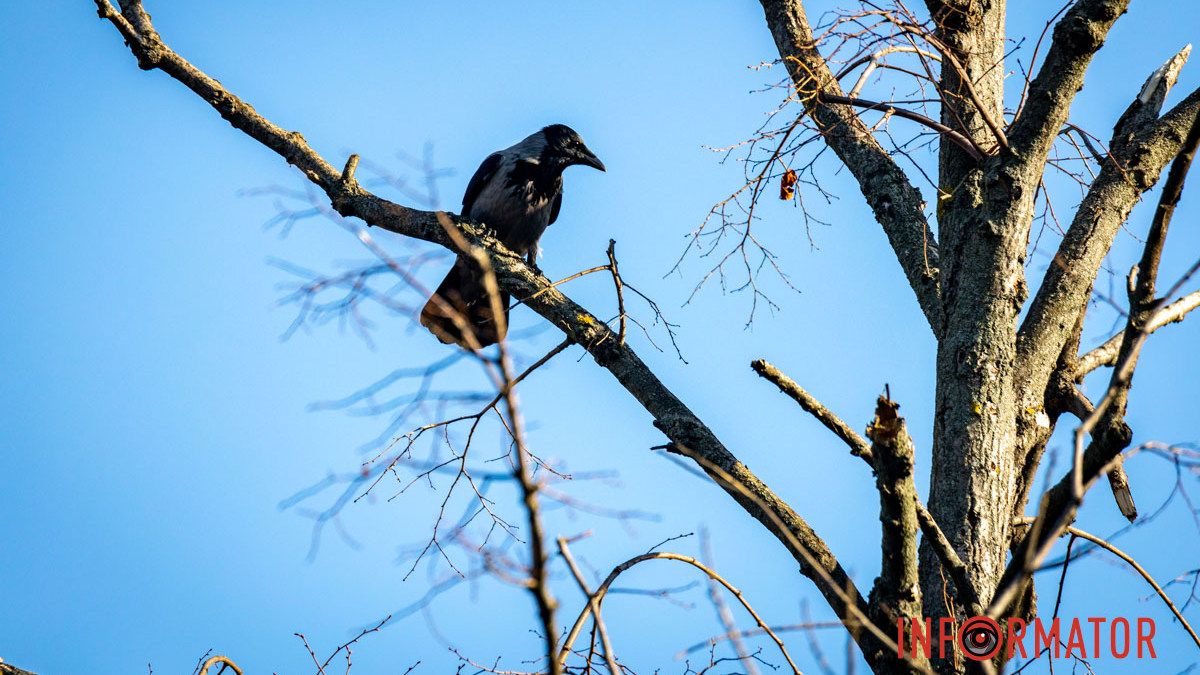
[462,152,502,218]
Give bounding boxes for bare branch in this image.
[443,214,563,675]
[818,93,982,160]
[913,498,983,617]
[660,443,932,673]
[700,528,759,675]
[750,360,985,621]
[864,394,927,672]
[758,0,943,334]
[556,536,621,675]
[1075,289,1200,377]
[605,239,627,345]
[197,657,243,675]
[95,0,870,662]
[559,551,802,675]
[677,620,845,659]
[1015,520,1200,649]
[1047,384,1139,522]
[1017,47,1199,388]
[996,221,1200,629]
[751,359,872,461]
[1006,0,1131,171]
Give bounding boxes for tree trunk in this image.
[922,0,1021,629]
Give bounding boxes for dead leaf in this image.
[779,168,798,200]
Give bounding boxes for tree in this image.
[85,0,1200,673]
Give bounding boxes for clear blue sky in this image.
[2,2,1198,673]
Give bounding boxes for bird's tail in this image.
[419,257,510,348]
[1106,460,1138,522]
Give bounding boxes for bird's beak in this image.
[577,147,606,172]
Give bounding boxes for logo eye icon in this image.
[959,616,1002,661]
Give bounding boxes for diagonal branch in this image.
[1049,384,1139,521]
[750,359,984,621]
[1075,289,1200,377]
[758,0,943,335]
[1050,523,1200,649]
[751,359,872,460]
[913,499,983,618]
[700,528,760,675]
[94,0,874,662]
[993,108,1200,619]
[1006,0,1131,172]
[557,536,621,675]
[1017,47,1199,388]
[818,94,983,161]
[559,552,802,675]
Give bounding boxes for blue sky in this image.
[2,2,1199,673]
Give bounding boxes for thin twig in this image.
[197,657,243,675]
[606,240,627,345]
[558,551,802,675]
[1015,519,1200,649]
[556,536,621,675]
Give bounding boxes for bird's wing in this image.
[547,179,563,225]
[462,152,503,218]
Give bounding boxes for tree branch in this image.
[751,359,872,461]
[556,536,620,675]
[750,360,985,622]
[1006,0,1130,171]
[559,552,802,675]
[758,0,943,335]
[700,528,760,675]
[865,395,925,673]
[1050,523,1200,649]
[1075,289,1200,377]
[816,94,983,161]
[1017,47,1198,388]
[1048,383,1138,521]
[993,109,1200,618]
[913,499,983,618]
[95,0,874,662]
[198,656,243,675]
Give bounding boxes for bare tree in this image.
[82,1,1200,674]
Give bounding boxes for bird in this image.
[420,124,605,348]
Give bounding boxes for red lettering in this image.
[1111,617,1130,658]
[1087,617,1105,657]
[1035,617,1060,658]
[938,617,956,659]
[1137,618,1156,658]
[1006,618,1027,659]
[1065,618,1087,658]
[910,618,932,659]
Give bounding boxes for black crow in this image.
[420,124,605,347]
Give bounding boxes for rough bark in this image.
[919,2,1133,636]
[867,397,928,674]
[920,0,1017,629]
[759,0,943,335]
[1012,56,1200,521]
